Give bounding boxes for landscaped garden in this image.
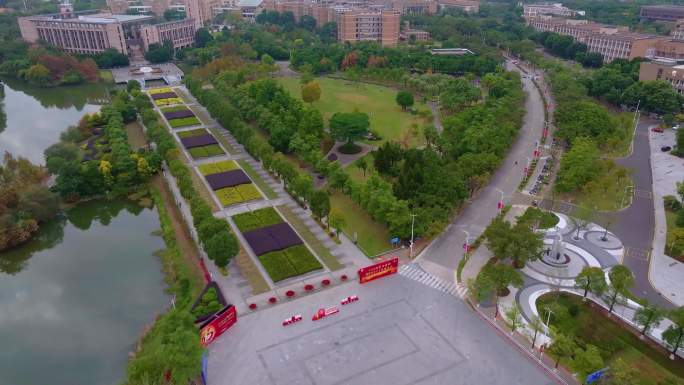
[177,128,225,159]
[664,194,684,262]
[198,160,262,206]
[148,87,183,106]
[232,207,322,282]
[517,207,559,229]
[277,77,429,146]
[538,293,684,385]
[161,106,201,128]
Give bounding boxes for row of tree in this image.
[139,96,239,268]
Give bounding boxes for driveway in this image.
[609,118,675,308]
[416,61,546,280]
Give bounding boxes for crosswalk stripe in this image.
[398,263,466,299]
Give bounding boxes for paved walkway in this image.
[167,85,372,304]
[650,127,684,307]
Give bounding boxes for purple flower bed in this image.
[243,228,281,256]
[180,134,218,149]
[163,109,195,120]
[151,92,178,100]
[242,222,303,256]
[205,169,251,190]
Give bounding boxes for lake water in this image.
[0,78,171,384]
[0,199,169,385]
[0,78,111,164]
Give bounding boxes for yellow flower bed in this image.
[154,97,183,106]
[148,87,174,94]
[214,184,262,206]
[197,160,240,175]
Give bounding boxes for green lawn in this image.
[278,205,344,271]
[237,159,278,199]
[559,161,633,211]
[538,293,684,385]
[330,191,392,256]
[258,245,322,282]
[277,77,429,146]
[665,209,684,262]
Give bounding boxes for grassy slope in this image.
[558,161,633,211]
[277,77,428,146]
[330,191,392,256]
[538,293,684,385]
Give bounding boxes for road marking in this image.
[399,264,467,299]
[625,247,650,262]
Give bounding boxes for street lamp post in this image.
[461,228,471,261]
[495,188,504,216]
[409,213,417,259]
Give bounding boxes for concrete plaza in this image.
[207,275,557,385]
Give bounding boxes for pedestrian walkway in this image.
[399,263,467,299]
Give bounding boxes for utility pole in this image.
[409,213,417,258]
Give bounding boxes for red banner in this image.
[358,257,399,284]
[199,305,237,347]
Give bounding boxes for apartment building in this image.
[337,9,399,46]
[639,59,684,94]
[386,0,437,15]
[640,5,684,22]
[584,30,660,62]
[522,3,576,18]
[526,16,662,62]
[438,0,478,13]
[140,18,196,50]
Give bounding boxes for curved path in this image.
[416,60,546,279]
[610,118,674,308]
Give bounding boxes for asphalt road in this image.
[417,61,546,274]
[207,276,558,385]
[611,118,675,309]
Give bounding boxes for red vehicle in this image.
[282,314,303,326]
[312,307,339,321]
[341,295,359,305]
[652,126,664,133]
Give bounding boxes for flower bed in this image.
[161,106,201,128]
[169,116,201,128]
[198,160,240,175]
[286,290,295,297]
[258,245,321,282]
[232,207,284,233]
[187,144,224,159]
[214,184,262,206]
[177,128,209,138]
[249,303,257,310]
[305,284,314,291]
[149,87,182,106]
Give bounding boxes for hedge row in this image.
[141,107,238,267]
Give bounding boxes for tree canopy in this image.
[329,112,369,144]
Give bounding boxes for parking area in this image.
[207,275,557,385]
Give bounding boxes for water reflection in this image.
[0,78,111,164]
[0,199,168,385]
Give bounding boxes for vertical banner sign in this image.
[199,305,237,347]
[358,257,399,284]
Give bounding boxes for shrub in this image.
[284,245,322,274]
[664,195,681,211]
[259,250,298,282]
